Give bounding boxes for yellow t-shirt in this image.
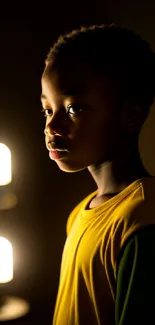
[53,176,155,325]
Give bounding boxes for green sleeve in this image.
[115,225,155,325]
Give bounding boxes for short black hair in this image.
[46,23,155,119]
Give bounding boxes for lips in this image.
[47,137,69,152]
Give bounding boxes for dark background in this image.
[0,1,155,324]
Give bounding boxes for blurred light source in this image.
[0,142,30,320]
[0,143,12,185]
[0,191,18,210]
[0,237,13,283]
[0,296,30,320]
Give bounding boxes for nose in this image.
[44,125,57,136]
[44,113,69,137]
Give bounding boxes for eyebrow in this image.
[40,94,47,101]
[40,92,72,102]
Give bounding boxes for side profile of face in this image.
[41,62,124,173]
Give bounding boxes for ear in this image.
[120,103,144,133]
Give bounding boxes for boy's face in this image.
[41,63,123,173]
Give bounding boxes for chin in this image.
[55,160,88,173]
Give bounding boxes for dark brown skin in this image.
[41,62,151,206]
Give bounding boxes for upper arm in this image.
[115,225,155,325]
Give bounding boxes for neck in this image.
[113,151,150,185]
[88,139,151,197]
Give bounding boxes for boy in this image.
[41,24,155,324]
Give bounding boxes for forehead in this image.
[41,62,96,98]
[41,62,121,110]
[41,64,122,121]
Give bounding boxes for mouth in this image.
[49,149,69,160]
[47,141,69,152]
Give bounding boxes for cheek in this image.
[69,104,120,151]
[73,116,113,153]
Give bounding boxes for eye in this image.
[41,104,83,118]
[67,104,83,115]
[41,108,52,117]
